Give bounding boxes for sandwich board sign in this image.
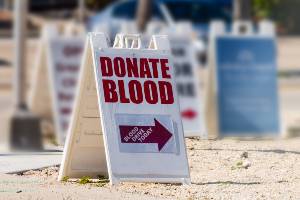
[58,33,190,185]
[170,36,206,137]
[146,22,207,137]
[206,20,281,137]
[29,24,84,144]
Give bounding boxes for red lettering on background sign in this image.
[60,107,71,115]
[63,46,82,57]
[62,78,76,87]
[56,63,79,73]
[58,93,73,101]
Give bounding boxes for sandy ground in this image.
[0,138,299,200]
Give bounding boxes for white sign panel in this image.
[170,36,206,137]
[205,20,282,138]
[59,33,190,185]
[48,38,84,143]
[29,25,84,144]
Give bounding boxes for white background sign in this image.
[48,37,84,144]
[170,37,206,137]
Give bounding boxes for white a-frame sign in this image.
[29,25,85,144]
[168,34,206,138]
[205,20,281,138]
[146,22,207,137]
[58,33,190,185]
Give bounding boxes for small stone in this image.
[242,160,251,169]
[240,152,248,159]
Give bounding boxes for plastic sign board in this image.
[48,38,84,143]
[170,36,206,137]
[29,25,84,144]
[58,33,190,185]
[206,20,281,137]
[216,37,280,136]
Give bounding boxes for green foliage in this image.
[253,0,300,34]
[95,182,106,187]
[97,175,107,179]
[231,161,243,170]
[74,175,109,186]
[61,176,69,182]
[253,0,282,18]
[78,176,91,184]
[97,175,109,186]
[236,161,243,167]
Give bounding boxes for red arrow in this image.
[119,119,172,151]
[181,109,197,119]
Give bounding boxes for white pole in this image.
[233,0,252,20]
[78,0,85,22]
[10,0,42,150]
[14,0,27,110]
[136,0,152,32]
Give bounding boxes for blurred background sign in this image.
[216,37,280,137]
[29,25,84,145]
[205,20,281,138]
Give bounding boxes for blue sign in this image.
[216,37,280,136]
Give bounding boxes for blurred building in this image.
[30,0,77,11]
[271,0,300,35]
[0,0,77,10]
[0,0,11,10]
[0,0,81,37]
